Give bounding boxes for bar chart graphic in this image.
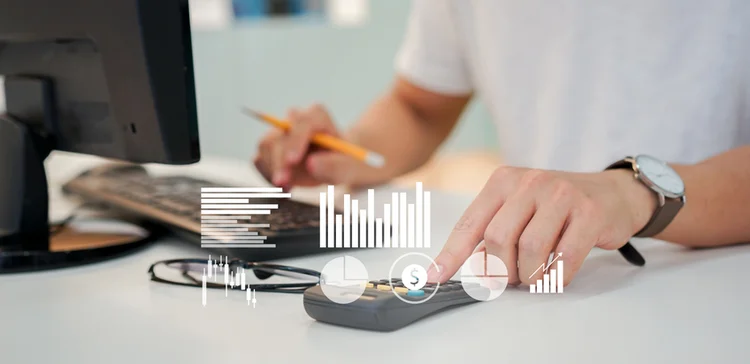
[202,255,257,307]
[319,182,431,249]
[529,253,564,294]
[200,187,291,249]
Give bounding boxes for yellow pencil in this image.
[242,107,385,168]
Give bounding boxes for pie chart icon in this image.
[320,255,369,304]
[460,251,508,301]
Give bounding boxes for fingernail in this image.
[426,264,444,283]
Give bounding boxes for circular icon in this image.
[320,255,369,305]
[460,251,508,301]
[401,264,428,291]
[389,252,440,305]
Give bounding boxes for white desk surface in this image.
[1,152,748,364]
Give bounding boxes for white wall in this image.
[190,0,497,160]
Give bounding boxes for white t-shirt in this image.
[395,0,750,172]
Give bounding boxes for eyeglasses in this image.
[148,257,321,293]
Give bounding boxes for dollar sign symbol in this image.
[410,268,420,285]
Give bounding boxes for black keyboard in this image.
[62,163,328,260]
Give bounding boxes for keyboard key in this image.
[377,285,391,291]
[407,290,425,297]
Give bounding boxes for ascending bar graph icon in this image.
[200,187,292,248]
[529,253,564,294]
[319,182,431,249]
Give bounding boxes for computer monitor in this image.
[0,0,199,272]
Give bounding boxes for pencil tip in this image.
[241,107,262,119]
[365,153,386,168]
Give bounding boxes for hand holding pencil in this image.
[247,105,385,188]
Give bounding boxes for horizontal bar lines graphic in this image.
[201,216,255,220]
[201,187,282,193]
[200,224,268,228]
[319,183,431,249]
[201,210,270,215]
[201,193,291,198]
[201,204,278,209]
[200,187,290,249]
[200,236,267,240]
[201,232,263,236]
[201,228,254,232]
[201,199,251,204]
[201,245,274,248]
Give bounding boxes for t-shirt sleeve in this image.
[394,0,473,95]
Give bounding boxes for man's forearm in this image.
[657,145,750,247]
[343,94,439,186]
[341,80,469,187]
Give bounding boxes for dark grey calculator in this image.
[303,278,485,331]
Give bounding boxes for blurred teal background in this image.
[191,0,497,160]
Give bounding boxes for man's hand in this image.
[427,166,657,286]
[254,104,362,189]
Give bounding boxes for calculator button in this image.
[394,287,408,294]
[377,285,391,291]
[407,290,425,297]
[461,282,480,290]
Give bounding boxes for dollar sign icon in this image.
[410,268,420,285]
[401,264,428,291]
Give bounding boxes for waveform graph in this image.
[459,251,509,301]
[200,187,291,249]
[529,253,564,294]
[319,182,431,249]
[201,255,258,308]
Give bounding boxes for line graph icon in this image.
[319,182,431,249]
[529,252,564,294]
[200,187,291,249]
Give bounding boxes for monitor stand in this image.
[0,77,153,273]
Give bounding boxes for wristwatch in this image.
[606,155,686,237]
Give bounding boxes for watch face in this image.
[635,155,685,197]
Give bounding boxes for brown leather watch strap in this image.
[632,196,684,237]
[606,158,684,238]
